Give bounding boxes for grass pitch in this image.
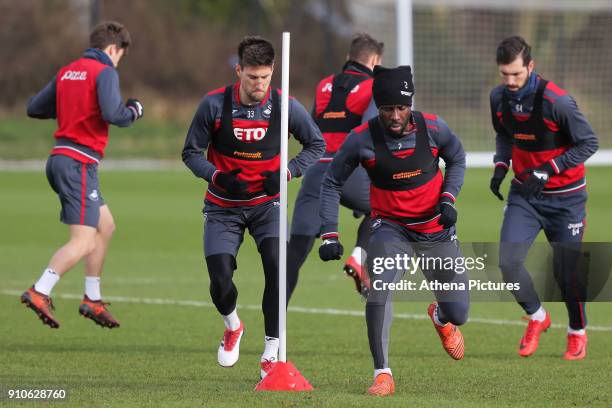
[1,167,611,407]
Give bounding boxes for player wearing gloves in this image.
[20,21,143,330]
[319,65,469,396]
[489,36,598,360]
[182,36,324,379]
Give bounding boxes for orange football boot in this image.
[79,295,120,328]
[427,302,464,360]
[343,255,370,297]
[20,286,60,328]
[367,373,395,396]
[518,312,551,357]
[563,333,587,361]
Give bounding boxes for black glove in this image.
[437,196,457,229]
[213,169,248,194]
[126,98,144,120]
[490,165,508,201]
[517,162,554,199]
[260,170,281,196]
[319,237,344,261]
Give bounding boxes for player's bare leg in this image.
[79,205,120,328]
[21,224,97,328]
[49,225,98,275]
[84,205,115,280]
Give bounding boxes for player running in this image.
[182,36,324,378]
[287,33,383,300]
[319,65,469,396]
[489,36,598,360]
[20,21,143,329]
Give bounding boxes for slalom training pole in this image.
[255,31,313,392]
[278,30,290,365]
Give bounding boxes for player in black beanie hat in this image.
[372,65,416,137]
[318,64,469,395]
[372,65,414,108]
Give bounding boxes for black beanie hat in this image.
[372,65,414,108]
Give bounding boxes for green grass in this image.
[1,167,612,407]
[2,113,612,161]
[0,116,305,160]
[0,116,188,160]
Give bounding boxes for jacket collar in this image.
[342,60,374,77]
[83,48,114,68]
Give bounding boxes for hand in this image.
[260,170,281,196]
[517,163,553,199]
[437,197,457,229]
[518,170,549,199]
[319,237,344,261]
[213,169,248,194]
[490,165,508,201]
[126,98,144,120]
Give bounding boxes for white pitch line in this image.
[3,289,612,332]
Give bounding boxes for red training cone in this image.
[255,361,313,391]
